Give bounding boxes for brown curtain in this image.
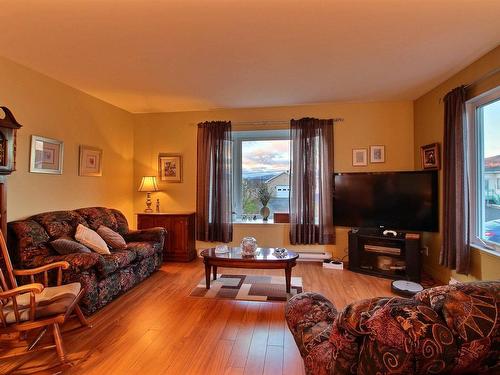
[290,118,335,245]
[440,86,470,274]
[196,121,233,243]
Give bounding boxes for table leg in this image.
[213,266,218,281]
[285,265,292,293]
[205,261,211,289]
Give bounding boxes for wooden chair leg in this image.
[74,305,91,327]
[52,323,66,363]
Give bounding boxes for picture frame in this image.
[79,145,103,177]
[370,145,385,163]
[158,153,183,182]
[352,148,368,167]
[29,135,64,174]
[421,143,440,170]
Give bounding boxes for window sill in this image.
[233,219,288,225]
[470,243,500,258]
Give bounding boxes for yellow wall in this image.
[133,101,414,257]
[0,57,135,223]
[414,46,500,283]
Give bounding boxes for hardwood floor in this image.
[0,259,397,375]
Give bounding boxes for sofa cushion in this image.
[8,220,53,265]
[31,210,88,239]
[76,207,119,232]
[4,282,81,324]
[51,238,92,255]
[109,209,130,235]
[97,226,127,250]
[75,224,110,255]
[96,250,137,277]
[126,242,157,260]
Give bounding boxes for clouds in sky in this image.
[484,100,500,158]
[242,140,290,173]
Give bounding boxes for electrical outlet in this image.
[421,246,429,256]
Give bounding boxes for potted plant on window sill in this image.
[258,184,272,221]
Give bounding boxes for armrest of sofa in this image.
[124,227,166,246]
[286,293,391,375]
[285,292,337,357]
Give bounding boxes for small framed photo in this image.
[352,148,368,167]
[79,145,103,177]
[30,135,64,174]
[370,145,385,163]
[159,153,183,182]
[421,143,440,170]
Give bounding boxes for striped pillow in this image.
[51,238,92,255]
[75,224,110,255]
[97,225,127,250]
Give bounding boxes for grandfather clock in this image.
[0,106,22,237]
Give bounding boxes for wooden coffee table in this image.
[200,247,299,293]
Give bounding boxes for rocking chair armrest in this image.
[0,283,44,299]
[13,261,71,276]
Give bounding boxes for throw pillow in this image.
[51,238,92,255]
[75,224,110,255]
[97,225,127,250]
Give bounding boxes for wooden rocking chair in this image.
[0,230,89,370]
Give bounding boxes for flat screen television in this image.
[333,171,438,232]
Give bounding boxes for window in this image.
[467,87,500,252]
[232,130,290,222]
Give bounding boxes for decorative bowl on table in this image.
[240,237,258,256]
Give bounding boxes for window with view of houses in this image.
[467,88,500,251]
[232,130,290,222]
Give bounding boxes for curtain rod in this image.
[232,118,344,126]
[464,67,500,89]
[439,67,500,103]
[189,118,344,126]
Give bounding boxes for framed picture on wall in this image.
[79,145,103,176]
[370,145,385,163]
[29,135,64,174]
[158,153,183,182]
[352,148,368,166]
[421,143,440,169]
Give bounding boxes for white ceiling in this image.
[0,0,499,113]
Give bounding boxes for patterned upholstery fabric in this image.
[8,220,52,265]
[126,241,158,260]
[7,207,165,314]
[285,281,500,375]
[97,250,137,277]
[76,207,119,232]
[109,209,130,236]
[31,210,88,239]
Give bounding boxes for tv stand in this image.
[348,228,421,282]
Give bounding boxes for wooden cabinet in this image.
[137,212,196,262]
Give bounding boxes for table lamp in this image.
[138,176,159,213]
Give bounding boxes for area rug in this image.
[190,274,303,301]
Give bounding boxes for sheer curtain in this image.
[440,86,470,274]
[289,118,335,245]
[196,121,233,243]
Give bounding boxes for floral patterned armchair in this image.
[286,281,499,374]
[7,207,165,314]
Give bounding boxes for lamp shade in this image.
[138,176,159,192]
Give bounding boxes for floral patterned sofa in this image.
[286,281,499,374]
[7,207,165,315]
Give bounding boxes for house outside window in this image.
[467,86,500,252]
[232,129,290,222]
